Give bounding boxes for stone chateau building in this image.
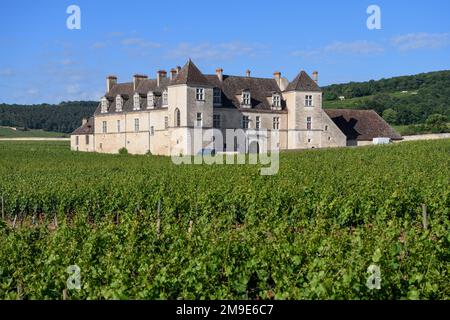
[71,59,402,155]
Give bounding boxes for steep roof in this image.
[171,59,211,86]
[72,117,94,135]
[285,70,321,92]
[324,109,403,141]
[205,75,286,111]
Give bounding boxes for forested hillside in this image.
[323,70,450,126]
[0,101,98,133]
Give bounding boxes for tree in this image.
[425,114,447,126]
[382,108,398,124]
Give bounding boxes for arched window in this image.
[175,108,181,127]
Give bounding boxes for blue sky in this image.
[0,0,449,104]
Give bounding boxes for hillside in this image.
[323,70,450,126]
[0,127,68,138]
[0,101,98,133]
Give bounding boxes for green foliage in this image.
[382,108,398,125]
[0,101,98,133]
[0,140,449,300]
[118,147,129,155]
[323,70,450,125]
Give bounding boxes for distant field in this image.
[322,91,416,109]
[0,127,68,138]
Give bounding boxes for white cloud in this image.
[61,58,76,66]
[168,42,261,60]
[66,84,81,95]
[27,88,39,95]
[92,42,107,49]
[391,32,450,51]
[292,40,384,58]
[0,68,14,77]
[121,38,161,49]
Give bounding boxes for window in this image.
[163,90,168,105]
[305,95,313,107]
[75,136,79,145]
[116,95,123,112]
[307,116,312,130]
[272,117,280,130]
[325,125,328,131]
[85,135,89,145]
[242,91,251,106]
[147,92,154,108]
[117,120,121,133]
[164,116,169,129]
[102,121,107,133]
[242,116,249,129]
[134,118,140,132]
[196,88,205,101]
[175,108,181,127]
[196,112,203,127]
[255,116,261,129]
[213,88,221,105]
[133,93,140,110]
[213,114,221,128]
[272,94,281,108]
[150,126,154,136]
[101,97,109,113]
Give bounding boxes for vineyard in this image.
[0,140,449,299]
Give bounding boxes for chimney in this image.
[246,69,251,77]
[106,75,117,92]
[82,118,88,126]
[312,71,318,83]
[170,68,177,80]
[273,71,281,88]
[216,68,223,81]
[157,70,167,87]
[133,74,148,91]
[176,66,181,74]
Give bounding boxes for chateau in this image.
[71,59,402,155]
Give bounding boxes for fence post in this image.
[12,214,18,229]
[63,289,68,300]
[156,200,161,239]
[422,204,429,230]
[1,193,4,221]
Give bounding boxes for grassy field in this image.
[322,91,416,109]
[0,140,449,300]
[0,127,68,138]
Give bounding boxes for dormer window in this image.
[242,90,251,106]
[101,97,109,113]
[196,88,205,101]
[213,88,221,105]
[116,95,123,112]
[147,91,155,109]
[163,90,168,105]
[133,93,140,110]
[272,94,281,109]
[305,95,313,107]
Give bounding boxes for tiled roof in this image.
[285,70,321,92]
[171,59,211,87]
[72,117,94,135]
[205,75,286,111]
[324,109,403,141]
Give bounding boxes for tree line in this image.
[0,101,98,133]
[323,70,450,125]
